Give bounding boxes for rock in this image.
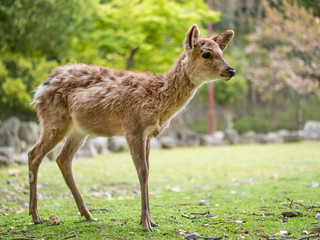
[277,130,301,142]
[91,137,109,154]
[255,134,268,143]
[108,136,128,152]
[200,135,215,146]
[308,180,319,188]
[0,117,21,152]
[176,129,200,147]
[213,131,225,145]
[76,138,98,158]
[0,147,15,167]
[150,138,161,149]
[198,200,209,206]
[266,132,283,143]
[240,131,257,144]
[199,133,223,146]
[13,151,28,165]
[158,136,177,149]
[18,122,39,145]
[224,128,240,144]
[303,121,320,140]
[47,214,60,226]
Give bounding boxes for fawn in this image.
[28,24,235,232]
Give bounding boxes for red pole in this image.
[207,0,216,135]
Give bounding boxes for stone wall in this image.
[1,116,320,167]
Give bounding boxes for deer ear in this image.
[212,30,234,51]
[184,24,200,51]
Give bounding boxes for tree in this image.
[0,0,95,111]
[0,0,93,59]
[245,0,320,129]
[93,0,220,72]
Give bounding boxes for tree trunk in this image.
[295,93,303,130]
[290,88,303,130]
[126,47,139,70]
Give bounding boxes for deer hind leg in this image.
[56,131,93,221]
[28,121,70,224]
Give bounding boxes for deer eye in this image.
[202,52,211,59]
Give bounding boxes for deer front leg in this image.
[146,137,158,227]
[126,132,155,232]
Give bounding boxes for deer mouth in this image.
[221,75,233,81]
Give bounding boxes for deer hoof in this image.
[143,227,153,232]
[151,222,159,227]
[87,218,100,222]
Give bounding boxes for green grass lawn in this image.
[1,142,320,239]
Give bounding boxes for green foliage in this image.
[0,0,93,59]
[0,54,58,110]
[94,0,220,72]
[296,0,320,16]
[231,100,320,134]
[1,143,320,239]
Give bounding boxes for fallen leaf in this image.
[191,211,210,215]
[179,229,190,235]
[302,230,309,235]
[269,173,278,179]
[312,226,320,233]
[47,214,60,226]
[281,211,302,217]
[171,186,181,192]
[256,233,269,239]
[272,230,289,236]
[232,220,247,224]
[182,214,196,219]
[199,200,209,206]
[21,227,29,233]
[203,237,223,240]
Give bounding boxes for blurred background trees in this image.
[0,0,319,133]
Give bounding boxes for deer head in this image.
[183,24,235,85]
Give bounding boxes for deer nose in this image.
[228,68,236,77]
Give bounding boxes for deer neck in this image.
[159,52,199,122]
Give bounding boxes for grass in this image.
[1,141,320,239]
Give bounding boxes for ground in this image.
[0,142,320,239]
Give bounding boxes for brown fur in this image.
[28,24,235,231]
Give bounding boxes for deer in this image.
[28,24,235,232]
